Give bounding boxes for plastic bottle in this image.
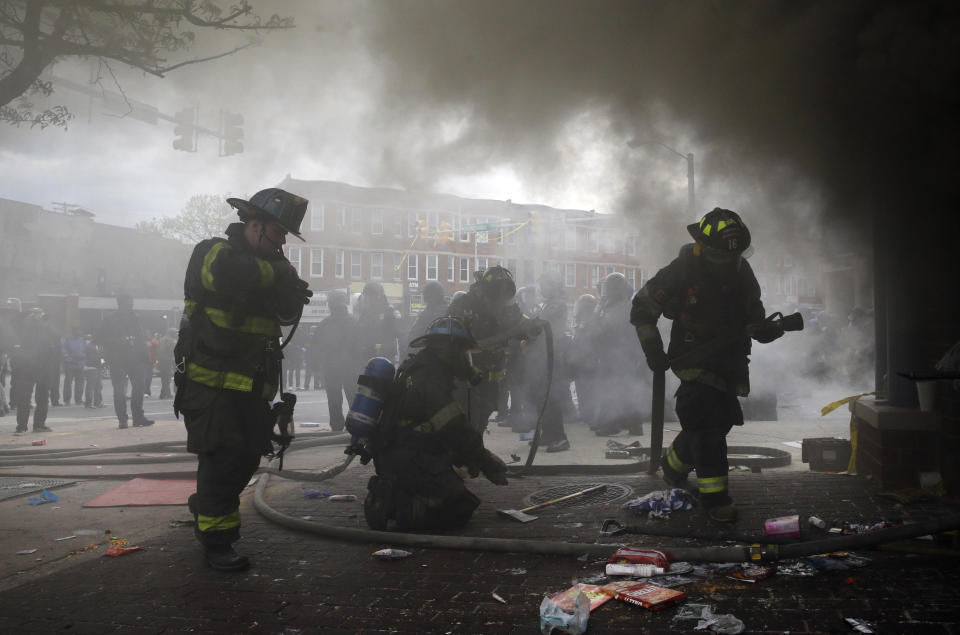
[605,563,665,577]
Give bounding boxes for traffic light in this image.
[172,107,196,152]
[221,111,244,156]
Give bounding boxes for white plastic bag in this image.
[539,589,589,635]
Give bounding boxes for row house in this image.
[275,177,648,323]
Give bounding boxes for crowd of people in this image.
[0,295,178,433]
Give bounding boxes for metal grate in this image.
[523,482,633,510]
[0,477,76,502]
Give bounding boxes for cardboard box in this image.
[801,437,851,471]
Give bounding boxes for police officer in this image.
[96,294,153,429]
[176,188,312,570]
[593,272,645,436]
[404,280,448,355]
[447,266,532,432]
[631,208,783,523]
[316,290,357,431]
[364,317,508,531]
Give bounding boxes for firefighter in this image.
[593,272,645,436]
[176,188,312,571]
[10,309,54,434]
[404,280,448,355]
[631,208,783,523]
[528,270,570,452]
[447,266,532,431]
[569,293,600,425]
[364,317,508,531]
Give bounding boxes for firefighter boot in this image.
[707,503,739,523]
[199,528,249,572]
[363,475,396,531]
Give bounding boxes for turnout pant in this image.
[110,363,145,424]
[83,368,103,407]
[662,381,742,509]
[183,388,271,548]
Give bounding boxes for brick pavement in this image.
[1,466,959,634]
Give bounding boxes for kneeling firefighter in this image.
[631,208,790,523]
[360,317,508,531]
[175,188,313,571]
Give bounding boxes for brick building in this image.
[276,177,646,323]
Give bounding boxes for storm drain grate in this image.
[0,477,76,502]
[523,482,633,510]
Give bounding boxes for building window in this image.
[447,255,455,281]
[310,203,324,231]
[426,254,438,280]
[287,246,302,276]
[564,263,576,287]
[392,212,403,237]
[407,253,419,280]
[628,268,636,289]
[336,205,347,229]
[565,226,577,251]
[371,252,383,280]
[476,256,488,272]
[591,265,600,288]
[309,248,323,277]
[459,257,470,282]
[459,215,470,242]
[335,250,344,278]
[350,251,362,279]
[371,209,383,235]
[351,207,364,233]
[391,253,403,281]
[590,229,600,253]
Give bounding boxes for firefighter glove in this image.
[644,347,671,372]
[749,320,784,344]
[479,449,508,486]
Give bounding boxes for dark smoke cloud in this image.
[362,0,959,245]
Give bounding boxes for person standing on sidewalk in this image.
[157,328,177,399]
[96,294,154,429]
[176,188,312,572]
[10,309,54,434]
[316,290,356,431]
[82,334,104,408]
[631,208,783,523]
[61,327,86,405]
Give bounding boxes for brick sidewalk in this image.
[1,468,958,633]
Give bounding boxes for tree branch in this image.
[154,41,253,73]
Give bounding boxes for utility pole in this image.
[628,138,697,219]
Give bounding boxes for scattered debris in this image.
[55,535,77,542]
[504,568,527,576]
[606,563,665,577]
[601,581,687,611]
[31,439,45,446]
[27,490,59,506]
[622,488,696,519]
[775,561,818,577]
[491,591,507,604]
[845,617,876,633]
[168,519,195,528]
[727,564,777,583]
[328,494,357,502]
[674,603,744,633]
[607,547,673,569]
[509,454,521,464]
[303,490,332,499]
[553,522,583,529]
[16,549,38,555]
[540,587,590,635]
[808,516,827,529]
[763,514,800,538]
[72,529,108,536]
[372,548,411,560]
[105,538,143,557]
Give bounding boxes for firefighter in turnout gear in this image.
[447,266,531,431]
[176,188,313,571]
[364,317,508,531]
[631,208,783,523]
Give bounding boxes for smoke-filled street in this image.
[1,1,959,632]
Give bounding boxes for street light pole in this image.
[629,138,697,220]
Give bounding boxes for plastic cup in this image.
[915,380,936,412]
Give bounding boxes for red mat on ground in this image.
[83,478,196,507]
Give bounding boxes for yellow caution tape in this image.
[820,392,876,416]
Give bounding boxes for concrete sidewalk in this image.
[5,390,958,633]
